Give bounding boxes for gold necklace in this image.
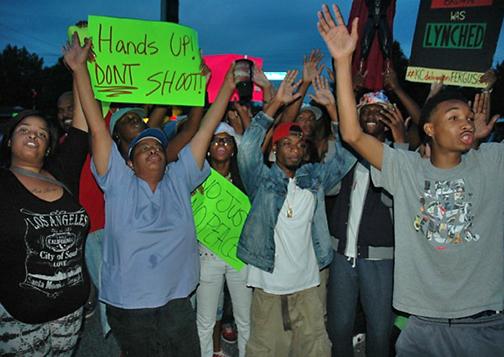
[286,180,296,218]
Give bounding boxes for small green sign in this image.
[192,170,250,271]
[87,15,205,106]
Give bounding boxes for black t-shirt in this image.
[0,128,90,323]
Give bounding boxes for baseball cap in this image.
[357,91,391,110]
[272,122,303,145]
[109,107,145,134]
[214,122,238,137]
[127,128,169,159]
[299,104,323,121]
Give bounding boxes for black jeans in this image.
[107,298,200,357]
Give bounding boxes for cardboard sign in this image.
[86,16,205,106]
[406,66,485,86]
[192,170,250,271]
[431,0,493,9]
[407,0,503,87]
[204,54,264,103]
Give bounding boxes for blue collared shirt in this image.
[92,144,210,309]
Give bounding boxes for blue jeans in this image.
[327,250,394,357]
[85,229,111,336]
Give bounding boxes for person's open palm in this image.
[275,70,302,105]
[303,49,323,83]
[310,75,334,107]
[317,4,359,61]
[63,32,92,71]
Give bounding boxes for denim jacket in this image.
[237,111,356,273]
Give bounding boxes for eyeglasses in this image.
[211,137,234,146]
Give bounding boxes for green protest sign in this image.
[86,15,205,106]
[192,170,250,271]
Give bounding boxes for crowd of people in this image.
[1,3,503,357]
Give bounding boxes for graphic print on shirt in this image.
[20,208,89,298]
[413,179,479,248]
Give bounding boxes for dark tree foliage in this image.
[0,45,44,110]
[38,57,73,116]
[0,46,72,119]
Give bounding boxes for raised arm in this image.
[318,4,384,170]
[227,106,245,135]
[310,74,338,122]
[253,65,275,104]
[258,71,302,154]
[70,74,88,132]
[379,104,407,144]
[384,64,421,125]
[147,106,168,129]
[280,49,323,123]
[166,106,204,162]
[64,33,112,176]
[263,70,302,119]
[190,64,235,169]
[233,101,252,131]
[472,91,499,143]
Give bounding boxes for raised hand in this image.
[480,69,497,91]
[310,75,335,107]
[426,79,445,102]
[234,101,250,118]
[303,49,323,84]
[63,32,93,71]
[353,67,368,91]
[472,91,498,140]
[275,70,302,105]
[222,62,237,91]
[379,104,406,143]
[227,108,244,135]
[325,64,335,82]
[253,65,271,88]
[383,64,400,92]
[200,61,211,83]
[317,4,359,61]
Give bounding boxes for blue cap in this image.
[127,128,169,159]
[109,107,145,134]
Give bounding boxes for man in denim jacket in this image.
[237,71,355,357]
